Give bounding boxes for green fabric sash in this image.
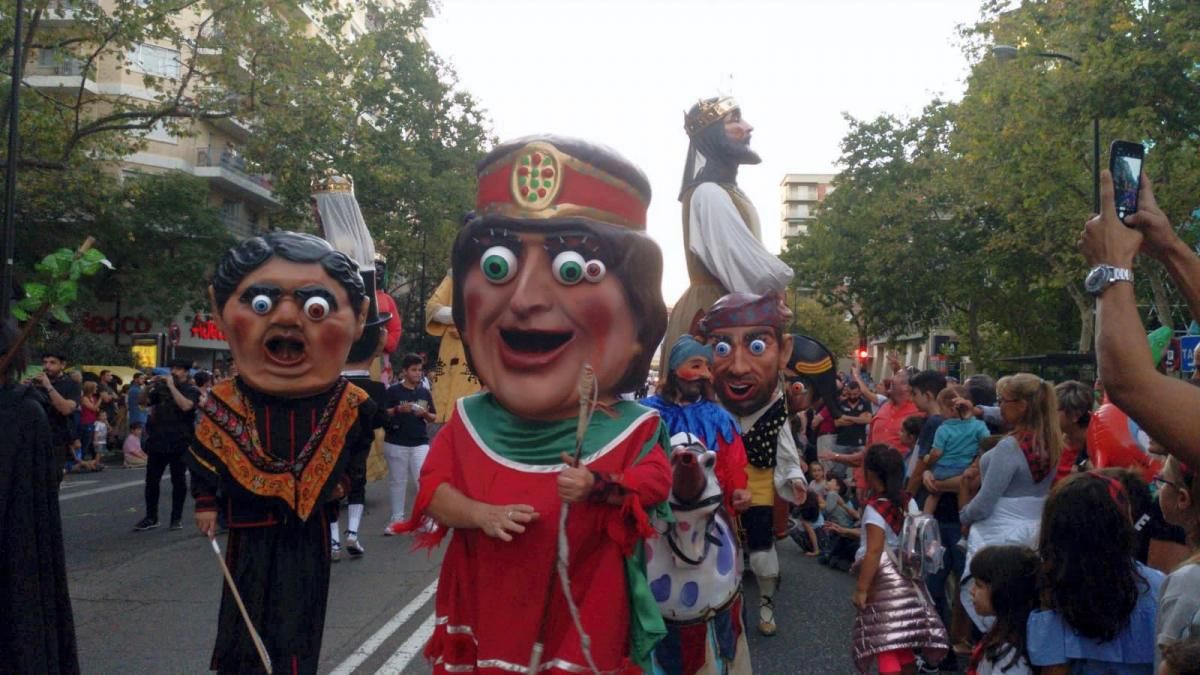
[459,393,657,465]
[460,393,670,667]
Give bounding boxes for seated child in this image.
[820,476,862,570]
[925,385,988,514]
[795,462,828,556]
[123,422,148,468]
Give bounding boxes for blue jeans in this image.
[926,520,965,624]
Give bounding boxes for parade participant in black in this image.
[312,169,392,559]
[135,358,200,531]
[32,350,80,479]
[0,320,80,673]
[188,231,375,674]
[663,96,793,355]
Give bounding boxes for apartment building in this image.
[779,172,834,244]
[25,0,391,366]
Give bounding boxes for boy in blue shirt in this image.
[923,384,988,514]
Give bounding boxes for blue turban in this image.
[668,334,712,373]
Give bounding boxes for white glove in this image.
[432,306,453,324]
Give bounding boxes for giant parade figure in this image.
[701,292,808,638]
[398,135,673,673]
[425,267,481,427]
[188,231,376,673]
[311,169,395,559]
[663,97,794,355]
[642,334,752,673]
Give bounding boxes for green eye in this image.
[552,251,585,286]
[480,246,517,284]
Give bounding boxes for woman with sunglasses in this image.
[1154,456,1200,674]
[955,373,1062,633]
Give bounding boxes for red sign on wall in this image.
[190,313,226,341]
[82,312,152,336]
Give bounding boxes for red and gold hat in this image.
[474,136,651,231]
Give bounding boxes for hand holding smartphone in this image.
[1109,140,1145,227]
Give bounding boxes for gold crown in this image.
[311,168,354,194]
[684,96,739,136]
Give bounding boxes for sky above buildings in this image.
[425,0,983,301]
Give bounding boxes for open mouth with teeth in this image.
[500,328,574,354]
[724,381,755,399]
[264,335,307,366]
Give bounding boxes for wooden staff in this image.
[209,537,273,674]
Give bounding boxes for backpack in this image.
[891,512,944,579]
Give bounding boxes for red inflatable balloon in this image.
[1086,398,1162,482]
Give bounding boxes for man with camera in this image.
[134,359,200,531]
[32,351,81,479]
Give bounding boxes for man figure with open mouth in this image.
[702,291,809,638]
[397,135,673,673]
[187,231,376,674]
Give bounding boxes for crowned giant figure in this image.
[663,97,794,359]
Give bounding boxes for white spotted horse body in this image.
[648,433,747,675]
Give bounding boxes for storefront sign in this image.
[82,312,153,336]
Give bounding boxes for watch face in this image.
[1085,266,1108,295]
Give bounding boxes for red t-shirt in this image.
[813,404,836,436]
[1055,443,1082,483]
[867,398,921,454]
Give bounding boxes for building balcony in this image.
[194,148,279,208]
[26,59,99,96]
[42,0,93,26]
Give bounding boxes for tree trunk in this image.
[1149,265,1175,330]
[966,299,981,362]
[1066,283,1094,353]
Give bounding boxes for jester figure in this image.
[662,96,793,356]
[398,135,673,673]
[701,292,808,638]
[188,232,376,673]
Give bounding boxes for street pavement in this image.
[61,465,862,674]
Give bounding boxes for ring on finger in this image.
[505,510,513,520]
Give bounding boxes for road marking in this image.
[329,579,438,675]
[60,479,99,488]
[376,611,436,675]
[59,477,162,501]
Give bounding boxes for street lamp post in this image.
[0,0,25,323]
[992,44,1100,214]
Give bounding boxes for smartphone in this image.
[1109,140,1145,224]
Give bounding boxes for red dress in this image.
[405,394,671,674]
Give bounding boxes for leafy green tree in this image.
[1,0,490,354]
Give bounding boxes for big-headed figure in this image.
[702,292,808,637]
[400,135,673,674]
[663,97,794,356]
[188,232,376,673]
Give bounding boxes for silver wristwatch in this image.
[1084,265,1133,297]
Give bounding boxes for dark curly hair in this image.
[863,444,906,505]
[1037,472,1147,642]
[211,231,365,315]
[970,545,1039,672]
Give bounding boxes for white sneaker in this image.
[416,518,439,535]
[383,518,406,536]
[331,540,343,562]
[346,531,365,556]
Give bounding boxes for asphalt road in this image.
[61,465,862,674]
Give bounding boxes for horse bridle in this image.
[664,494,727,566]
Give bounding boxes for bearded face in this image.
[693,109,761,168]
